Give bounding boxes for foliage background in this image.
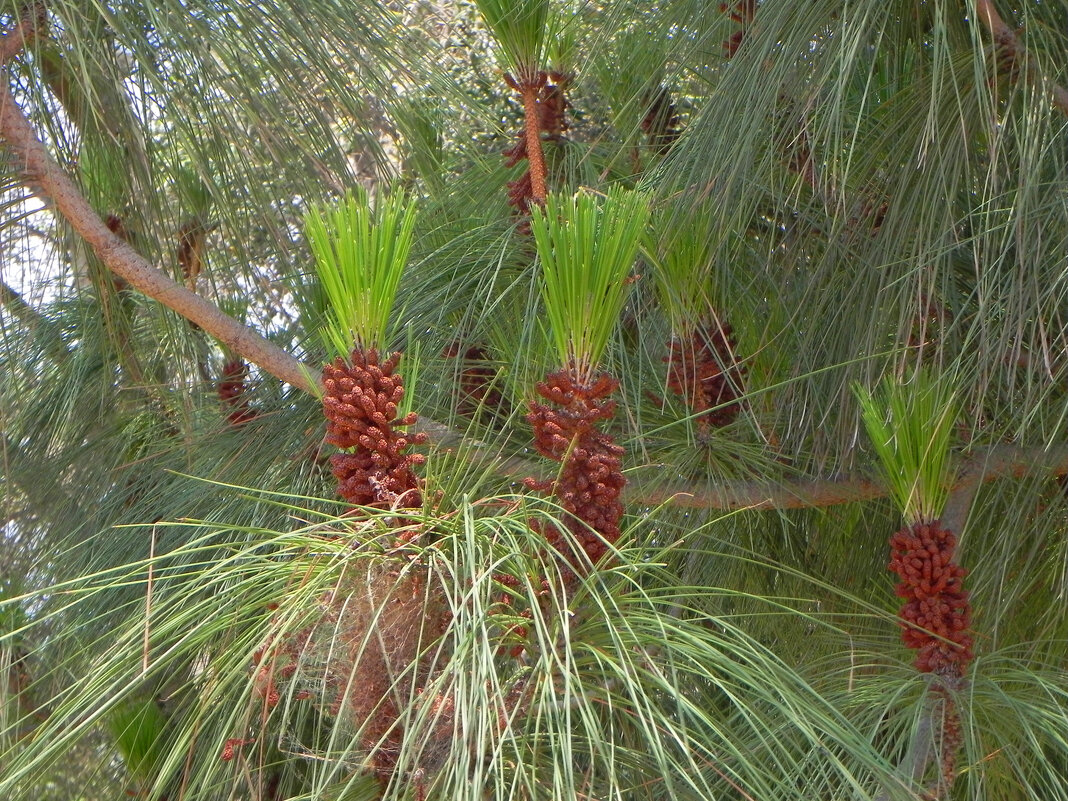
[2,0,1068,799]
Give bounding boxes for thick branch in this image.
[973,0,1068,117]
[638,442,1068,511]
[0,6,41,64]
[0,77,316,395]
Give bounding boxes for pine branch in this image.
[3,20,1067,517]
[972,0,1068,117]
[0,62,316,395]
[637,442,1068,511]
[0,5,41,64]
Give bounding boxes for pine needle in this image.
[530,187,650,381]
[854,369,960,524]
[306,188,418,356]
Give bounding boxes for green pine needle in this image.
[651,201,721,334]
[472,0,551,84]
[305,188,418,357]
[530,187,650,383]
[853,370,960,524]
[108,697,167,780]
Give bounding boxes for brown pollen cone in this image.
[321,349,427,510]
[524,369,626,569]
[641,85,680,155]
[888,520,973,676]
[720,0,756,56]
[665,322,745,433]
[441,342,507,417]
[539,73,570,142]
[503,71,569,220]
[889,519,973,793]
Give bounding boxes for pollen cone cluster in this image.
[248,570,452,783]
[720,0,756,56]
[665,323,745,432]
[503,71,569,217]
[322,349,427,510]
[327,567,451,781]
[524,369,625,569]
[888,521,973,676]
[641,85,680,155]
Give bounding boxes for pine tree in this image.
[3,1,1068,800]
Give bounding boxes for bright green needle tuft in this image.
[472,0,551,85]
[854,369,960,524]
[306,188,418,357]
[530,187,650,384]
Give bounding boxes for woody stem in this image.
[521,82,547,204]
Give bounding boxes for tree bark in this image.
[0,76,317,395]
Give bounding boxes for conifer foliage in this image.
[522,188,648,572]
[857,373,973,797]
[3,2,1068,801]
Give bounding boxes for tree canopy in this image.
[2,1,1068,800]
